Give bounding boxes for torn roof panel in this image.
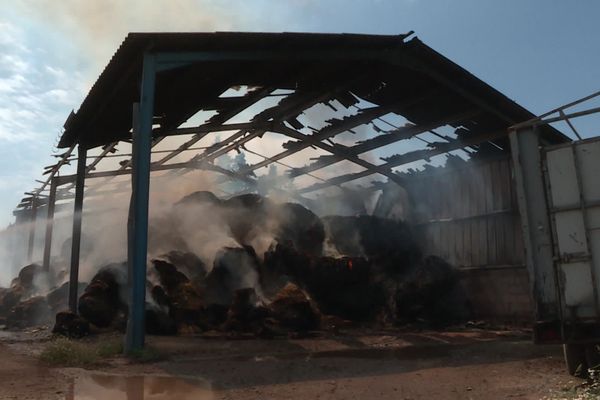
[58,31,568,151]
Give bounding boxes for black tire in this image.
[564,344,587,376]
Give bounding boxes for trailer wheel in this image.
[564,344,587,376]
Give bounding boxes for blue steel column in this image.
[125,54,156,353]
[69,145,87,312]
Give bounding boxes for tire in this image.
[564,344,587,376]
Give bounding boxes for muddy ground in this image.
[0,328,582,399]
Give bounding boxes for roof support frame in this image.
[298,128,508,194]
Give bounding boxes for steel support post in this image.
[42,177,58,272]
[68,145,87,313]
[509,128,558,322]
[26,198,38,263]
[125,54,156,353]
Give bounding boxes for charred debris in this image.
[2,192,467,338]
[7,33,570,346]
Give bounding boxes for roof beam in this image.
[235,102,405,175]
[288,110,476,178]
[298,128,508,194]
[274,124,405,185]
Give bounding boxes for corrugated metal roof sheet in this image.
[58,31,568,149]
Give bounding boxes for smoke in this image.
[15,0,241,75]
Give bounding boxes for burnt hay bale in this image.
[6,296,51,328]
[46,282,87,314]
[273,202,325,256]
[175,190,222,208]
[322,215,421,271]
[205,246,262,307]
[52,311,90,338]
[145,306,177,335]
[158,250,208,282]
[14,263,42,290]
[394,255,468,325]
[78,263,127,328]
[223,194,273,246]
[269,283,320,332]
[263,244,383,321]
[151,259,203,331]
[223,288,269,332]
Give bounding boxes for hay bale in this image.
[223,288,268,332]
[205,246,261,306]
[78,263,127,328]
[223,194,273,246]
[7,296,51,328]
[158,250,208,282]
[395,255,466,324]
[322,215,421,271]
[273,202,325,256]
[52,311,90,338]
[269,283,319,331]
[145,307,177,335]
[46,282,87,314]
[175,191,222,207]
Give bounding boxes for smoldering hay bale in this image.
[175,190,222,207]
[322,215,422,270]
[151,259,203,330]
[263,243,383,321]
[222,194,274,246]
[52,311,90,338]
[0,264,48,318]
[6,296,51,328]
[269,282,320,332]
[158,250,208,282]
[272,202,325,256]
[12,263,42,290]
[145,305,178,335]
[46,281,88,314]
[394,255,469,324]
[78,263,128,328]
[205,246,262,306]
[223,288,269,333]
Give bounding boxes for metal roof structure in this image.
[15,31,572,352]
[18,32,570,214]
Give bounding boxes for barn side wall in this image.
[404,156,533,323]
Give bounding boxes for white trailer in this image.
[511,105,600,375]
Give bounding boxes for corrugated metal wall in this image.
[406,157,525,268]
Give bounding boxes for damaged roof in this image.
[59,31,568,150]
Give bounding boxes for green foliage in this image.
[40,337,123,367]
[127,346,166,363]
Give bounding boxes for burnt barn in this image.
[6,32,569,352]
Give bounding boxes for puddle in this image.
[66,373,214,399]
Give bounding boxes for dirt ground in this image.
[0,327,583,399]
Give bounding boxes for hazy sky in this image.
[0,0,599,227]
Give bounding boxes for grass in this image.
[127,346,166,363]
[39,336,124,367]
[40,336,166,367]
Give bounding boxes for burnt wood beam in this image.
[289,110,477,178]
[236,102,406,175]
[274,124,405,185]
[168,69,368,178]
[298,128,508,194]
